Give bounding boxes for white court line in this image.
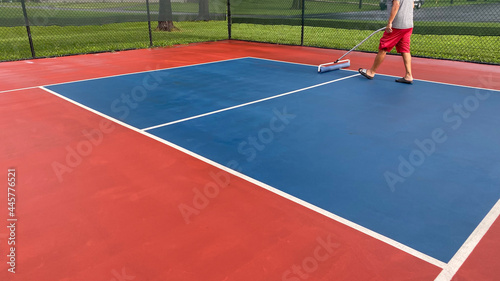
[29,58,498,274]
[141,73,361,131]
[0,57,250,95]
[0,86,39,94]
[3,56,497,95]
[40,85,447,269]
[252,57,500,93]
[434,199,500,281]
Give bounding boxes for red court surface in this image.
[1,40,499,93]
[0,41,499,281]
[453,215,500,281]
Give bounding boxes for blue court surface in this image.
[47,57,500,263]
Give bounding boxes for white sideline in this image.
[434,199,500,281]
[40,84,446,270]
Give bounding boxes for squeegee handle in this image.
[334,27,386,63]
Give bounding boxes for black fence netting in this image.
[0,0,228,27]
[229,0,303,45]
[231,0,500,63]
[0,0,228,61]
[1,0,499,63]
[151,0,227,48]
[1,1,148,27]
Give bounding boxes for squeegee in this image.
[318,27,386,73]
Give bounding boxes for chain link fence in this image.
[0,0,227,61]
[231,0,500,63]
[1,0,499,63]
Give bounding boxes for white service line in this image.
[434,199,500,281]
[252,57,500,93]
[40,85,446,270]
[141,73,361,131]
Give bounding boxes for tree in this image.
[157,0,179,31]
[197,0,210,21]
[291,0,303,9]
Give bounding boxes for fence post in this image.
[359,0,363,9]
[227,0,232,39]
[146,0,153,47]
[20,0,35,58]
[301,0,305,45]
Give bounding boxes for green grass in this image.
[233,17,500,36]
[0,26,34,61]
[0,21,228,61]
[231,24,500,63]
[231,0,381,15]
[230,0,500,36]
[229,0,500,14]
[2,0,498,32]
[301,26,500,63]
[152,20,228,46]
[0,3,228,27]
[0,21,498,64]
[0,0,378,14]
[0,5,149,27]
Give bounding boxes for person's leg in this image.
[395,28,413,82]
[367,49,387,77]
[360,29,398,79]
[401,52,413,81]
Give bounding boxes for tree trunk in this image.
[291,0,303,9]
[157,21,179,31]
[197,0,210,21]
[157,0,179,31]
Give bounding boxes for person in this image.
[358,0,414,84]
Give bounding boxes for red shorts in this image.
[379,28,413,53]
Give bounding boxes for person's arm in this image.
[386,0,400,33]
